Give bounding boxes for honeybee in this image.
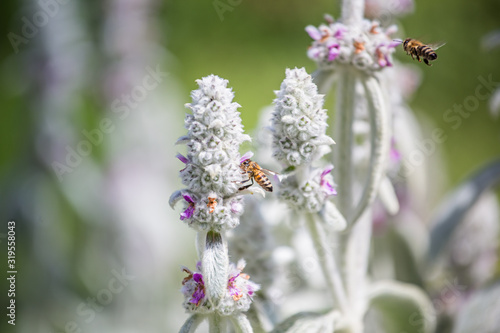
[239,158,277,192]
[401,38,446,66]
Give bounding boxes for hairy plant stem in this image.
[345,211,372,333]
[229,312,254,333]
[341,0,365,26]
[312,69,336,94]
[179,314,204,333]
[208,313,226,333]
[334,68,357,221]
[307,213,348,313]
[349,75,390,225]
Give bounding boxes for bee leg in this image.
[416,55,421,62]
[238,178,254,191]
[236,172,251,184]
[424,59,431,66]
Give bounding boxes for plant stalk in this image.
[307,213,349,313]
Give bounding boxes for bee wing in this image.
[428,41,446,50]
[260,168,284,184]
[260,168,279,176]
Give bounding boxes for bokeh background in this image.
[0,0,499,332]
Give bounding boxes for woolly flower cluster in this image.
[279,166,337,213]
[306,14,400,72]
[181,260,260,315]
[170,75,249,232]
[271,67,334,166]
[272,68,337,213]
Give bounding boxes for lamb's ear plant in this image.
[169,0,493,332]
[170,75,260,332]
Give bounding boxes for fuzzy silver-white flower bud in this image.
[170,75,250,232]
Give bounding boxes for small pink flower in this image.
[190,273,205,305]
[181,266,205,306]
[180,194,195,220]
[333,24,347,39]
[176,153,189,164]
[240,151,254,164]
[227,273,244,301]
[320,167,337,196]
[328,47,341,61]
[305,25,322,41]
[390,137,401,163]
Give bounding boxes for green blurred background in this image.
[0,0,499,332]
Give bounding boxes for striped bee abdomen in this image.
[419,45,436,59]
[402,38,443,66]
[255,172,273,192]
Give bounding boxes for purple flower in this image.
[305,25,322,41]
[181,267,206,306]
[320,167,337,196]
[390,137,401,163]
[190,273,205,305]
[176,153,189,164]
[333,24,347,39]
[375,44,395,67]
[180,193,195,220]
[240,151,254,164]
[328,47,340,61]
[227,273,244,301]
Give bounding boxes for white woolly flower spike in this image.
[306,14,400,72]
[272,67,335,167]
[272,68,340,216]
[170,75,250,232]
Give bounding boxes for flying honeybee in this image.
[401,38,446,66]
[239,155,277,192]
